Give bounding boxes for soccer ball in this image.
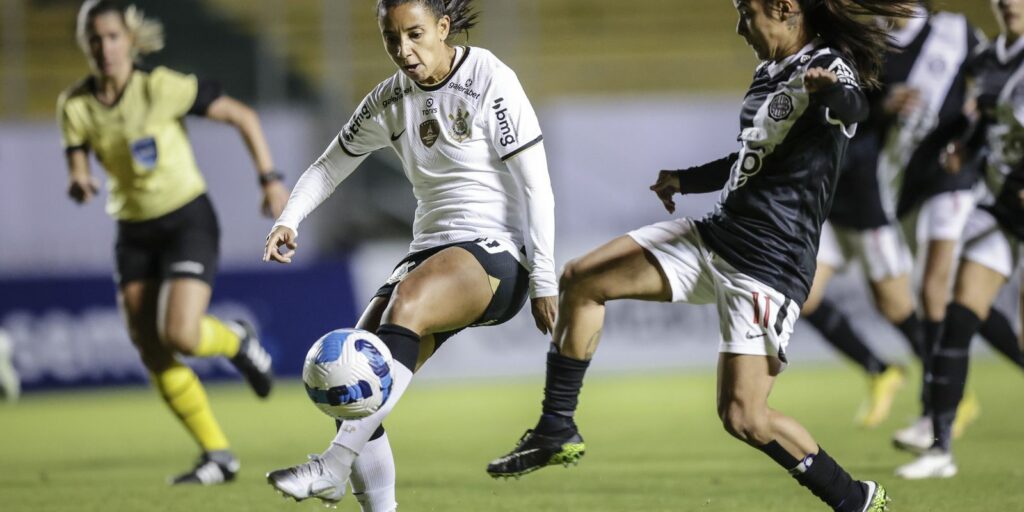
[302,328,394,421]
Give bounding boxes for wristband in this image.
[259,170,285,186]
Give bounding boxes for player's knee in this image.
[877,296,914,324]
[560,258,601,300]
[384,282,426,329]
[719,401,771,444]
[160,323,199,355]
[137,346,175,373]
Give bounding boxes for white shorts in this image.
[817,221,914,282]
[628,218,801,365]
[917,190,978,242]
[960,208,1022,278]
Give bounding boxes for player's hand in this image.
[884,84,921,118]
[940,141,964,174]
[261,180,289,218]
[804,67,838,94]
[68,173,100,204]
[650,170,682,214]
[531,295,557,335]
[263,225,298,264]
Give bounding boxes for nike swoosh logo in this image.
[390,130,406,141]
[745,332,767,339]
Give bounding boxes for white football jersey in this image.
[339,46,544,254]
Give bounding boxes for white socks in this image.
[351,432,398,512]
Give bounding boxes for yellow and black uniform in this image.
[57,65,224,284]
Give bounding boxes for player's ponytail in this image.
[76,0,165,60]
[377,0,479,41]
[800,0,918,89]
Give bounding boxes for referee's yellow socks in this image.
[153,363,229,452]
[194,316,241,359]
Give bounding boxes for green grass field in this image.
[2,359,1023,511]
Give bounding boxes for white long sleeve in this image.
[274,137,369,236]
[506,142,557,298]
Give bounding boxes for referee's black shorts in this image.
[373,237,531,348]
[115,194,220,286]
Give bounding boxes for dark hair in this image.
[799,0,919,89]
[376,0,478,40]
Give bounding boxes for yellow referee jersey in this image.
[57,66,208,222]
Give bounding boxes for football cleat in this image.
[487,428,585,478]
[856,366,905,428]
[859,481,891,512]
[892,416,933,454]
[229,319,274,398]
[170,451,239,485]
[266,454,348,504]
[895,449,957,480]
[0,329,20,402]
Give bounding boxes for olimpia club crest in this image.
[448,108,471,142]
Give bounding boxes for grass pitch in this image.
[2,359,1022,511]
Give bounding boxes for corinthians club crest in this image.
[448,108,471,142]
[419,119,441,147]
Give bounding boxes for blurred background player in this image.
[883,0,1024,452]
[896,0,1024,480]
[57,0,286,484]
[487,1,916,510]
[262,0,557,509]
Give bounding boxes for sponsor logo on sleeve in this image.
[341,102,374,144]
[827,58,858,87]
[492,97,517,147]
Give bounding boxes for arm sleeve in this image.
[809,54,868,129]
[187,79,224,116]
[150,66,200,119]
[486,66,544,161]
[505,142,557,298]
[674,154,737,194]
[56,93,89,152]
[273,136,369,235]
[338,92,390,157]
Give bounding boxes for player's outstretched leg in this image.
[721,354,890,511]
[489,236,674,478]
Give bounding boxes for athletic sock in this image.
[805,301,887,375]
[759,442,866,511]
[921,319,943,417]
[895,313,926,361]
[931,303,981,451]
[351,432,398,512]
[540,344,591,422]
[193,316,241,358]
[325,324,418,469]
[979,308,1023,369]
[152,362,229,451]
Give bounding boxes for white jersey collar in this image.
[766,40,820,78]
[996,35,1024,65]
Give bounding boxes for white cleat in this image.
[266,455,349,504]
[895,449,957,480]
[892,416,933,454]
[0,329,20,402]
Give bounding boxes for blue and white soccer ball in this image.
[302,328,394,421]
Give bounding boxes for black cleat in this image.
[487,427,586,478]
[170,451,240,485]
[230,319,273,398]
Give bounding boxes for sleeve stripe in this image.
[337,135,369,158]
[500,135,544,162]
[64,144,89,154]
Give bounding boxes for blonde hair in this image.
[76,0,165,60]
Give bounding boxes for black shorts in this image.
[115,194,220,286]
[374,237,531,346]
